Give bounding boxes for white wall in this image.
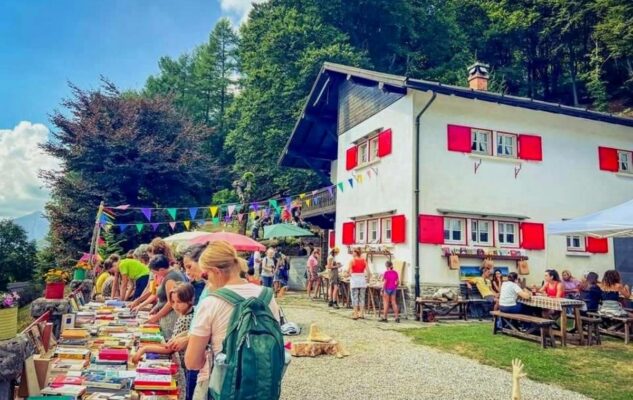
[333,95,416,281]
[413,90,633,286]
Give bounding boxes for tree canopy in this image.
[0,219,37,289]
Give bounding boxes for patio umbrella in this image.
[189,231,266,252]
[547,199,633,238]
[163,231,211,244]
[263,223,315,239]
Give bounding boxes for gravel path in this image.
[279,293,591,400]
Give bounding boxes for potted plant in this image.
[44,269,70,299]
[73,260,91,281]
[0,292,20,340]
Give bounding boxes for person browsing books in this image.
[145,255,187,340]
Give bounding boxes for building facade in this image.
[280,63,633,295]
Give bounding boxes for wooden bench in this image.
[415,298,468,321]
[491,311,556,348]
[580,316,602,346]
[589,312,633,344]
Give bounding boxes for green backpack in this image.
[208,287,286,400]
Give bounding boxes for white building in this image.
[280,62,633,297]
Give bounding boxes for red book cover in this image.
[134,373,173,386]
[99,348,129,361]
[50,374,84,387]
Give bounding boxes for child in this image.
[133,283,196,399]
[380,261,400,323]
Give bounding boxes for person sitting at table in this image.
[146,255,187,340]
[600,269,631,301]
[538,269,564,298]
[579,272,602,314]
[561,269,581,299]
[498,272,532,314]
[465,266,496,302]
[491,269,504,294]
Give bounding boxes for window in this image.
[566,235,585,251]
[496,133,517,158]
[498,222,518,246]
[382,218,392,243]
[369,136,379,162]
[618,150,632,173]
[471,129,491,154]
[356,220,366,243]
[358,142,369,165]
[471,219,492,245]
[444,218,465,244]
[368,220,379,243]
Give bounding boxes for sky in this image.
[0,0,260,219]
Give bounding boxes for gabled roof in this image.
[279,62,633,171]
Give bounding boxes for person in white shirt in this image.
[499,272,532,314]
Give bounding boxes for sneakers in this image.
[379,318,388,323]
[328,301,333,307]
[333,302,340,309]
[395,317,400,323]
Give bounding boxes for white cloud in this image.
[218,0,267,23]
[0,121,59,218]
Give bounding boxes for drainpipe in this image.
[414,91,437,298]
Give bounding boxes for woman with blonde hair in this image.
[348,248,369,320]
[185,240,281,400]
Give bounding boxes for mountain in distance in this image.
[13,210,49,244]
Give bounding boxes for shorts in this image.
[384,288,396,296]
[329,269,339,285]
[308,268,320,283]
[193,378,209,400]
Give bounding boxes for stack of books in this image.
[82,370,132,391]
[75,311,96,326]
[50,358,90,375]
[133,373,177,395]
[54,347,91,361]
[39,384,87,398]
[98,348,129,362]
[49,374,85,387]
[136,360,178,375]
[61,329,89,340]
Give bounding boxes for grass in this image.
[17,303,34,332]
[403,323,633,400]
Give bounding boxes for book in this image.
[85,393,132,400]
[55,347,91,360]
[40,384,87,397]
[134,373,173,386]
[99,348,129,361]
[61,329,89,339]
[139,333,164,343]
[82,371,130,390]
[50,374,85,387]
[133,379,177,391]
[136,360,178,375]
[50,359,89,373]
[140,395,178,400]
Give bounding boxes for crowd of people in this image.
[465,260,632,319]
[305,246,401,323]
[92,237,285,400]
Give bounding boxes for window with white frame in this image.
[368,219,379,243]
[356,220,366,243]
[498,222,518,246]
[471,129,491,154]
[444,218,465,244]
[381,218,392,243]
[471,219,492,245]
[369,136,379,162]
[618,150,632,173]
[358,142,369,165]
[496,133,517,158]
[566,235,585,251]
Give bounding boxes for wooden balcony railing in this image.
[301,186,336,219]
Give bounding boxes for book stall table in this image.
[21,299,185,400]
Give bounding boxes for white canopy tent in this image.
[547,199,633,238]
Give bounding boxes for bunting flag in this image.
[328,186,334,197]
[189,207,198,220]
[135,223,144,233]
[237,213,244,222]
[141,208,152,222]
[356,174,363,184]
[269,199,278,209]
[299,193,306,199]
[113,204,130,210]
[348,178,354,188]
[227,204,236,216]
[209,206,219,218]
[234,204,242,213]
[285,197,292,208]
[224,215,231,222]
[119,224,128,232]
[183,220,191,230]
[166,208,177,220]
[169,222,177,230]
[337,182,344,192]
[151,223,159,232]
[372,166,379,175]
[99,214,109,225]
[274,206,282,214]
[311,190,318,196]
[305,199,312,207]
[313,197,319,205]
[250,211,256,220]
[213,217,220,225]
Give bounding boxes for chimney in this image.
[468,62,490,91]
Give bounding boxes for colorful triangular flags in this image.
[269,199,278,209]
[237,213,244,222]
[328,186,334,197]
[189,207,198,220]
[212,217,220,225]
[348,178,354,188]
[209,206,219,218]
[183,220,191,230]
[306,199,312,207]
[227,204,236,216]
[151,223,159,232]
[135,223,144,233]
[166,208,177,220]
[119,224,128,232]
[141,208,152,222]
[337,182,344,192]
[169,222,176,230]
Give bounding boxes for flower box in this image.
[0,307,18,341]
[73,268,86,281]
[45,282,65,300]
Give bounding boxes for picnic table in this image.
[518,296,585,346]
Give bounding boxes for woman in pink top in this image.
[306,248,321,299]
[380,261,400,323]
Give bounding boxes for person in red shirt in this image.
[380,261,400,323]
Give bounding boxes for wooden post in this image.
[88,201,105,267]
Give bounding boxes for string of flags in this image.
[100,166,379,234]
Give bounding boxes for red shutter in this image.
[377,128,392,157]
[345,146,358,170]
[447,124,472,153]
[520,222,545,250]
[586,237,608,253]
[518,134,543,161]
[391,215,406,243]
[418,215,444,244]
[598,146,619,172]
[328,230,335,248]
[342,222,355,245]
